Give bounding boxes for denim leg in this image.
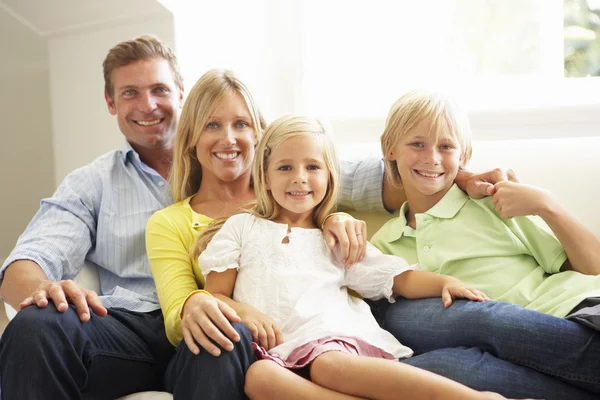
[385,298,600,394]
[402,347,598,400]
[165,322,255,400]
[0,304,174,400]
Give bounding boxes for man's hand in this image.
[20,279,107,322]
[322,214,368,266]
[457,168,520,199]
[181,292,241,356]
[237,304,283,351]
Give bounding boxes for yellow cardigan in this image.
[146,197,213,346]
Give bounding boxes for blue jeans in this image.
[165,318,596,400]
[386,298,600,398]
[164,322,256,399]
[0,304,175,400]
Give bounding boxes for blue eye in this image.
[206,122,218,129]
[411,142,424,148]
[236,121,250,129]
[123,89,136,97]
[155,87,169,94]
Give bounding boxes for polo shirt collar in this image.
[386,184,468,242]
[424,184,469,219]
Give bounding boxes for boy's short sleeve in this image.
[503,215,567,274]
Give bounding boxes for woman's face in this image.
[195,91,257,184]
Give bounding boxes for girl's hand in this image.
[491,181,556,219]
[322,213,368,266]
[181,292,241,356]
[442,282,489,308]
[237,304,284,350]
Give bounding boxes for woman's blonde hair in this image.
[380,90,472,187]
[193,115,340,257]
[170,69,266,203]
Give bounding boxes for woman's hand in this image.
[237,303,283,351]
[442,281,489,308]
[491,181,556,219]
[322,213,368,266]
[180,292,241,356]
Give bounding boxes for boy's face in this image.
[388,118,461,205]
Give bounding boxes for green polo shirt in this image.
[371,184,600,318]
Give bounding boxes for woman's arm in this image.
[492,181,600,275]
[146,211,240,356]
[393,270,487,307]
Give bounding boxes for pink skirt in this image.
[252,335,397,370]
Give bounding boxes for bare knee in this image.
[245,360,279,399]
[310,351,345,387]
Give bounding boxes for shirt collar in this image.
[386,184,468,242]
[121,141,138,163]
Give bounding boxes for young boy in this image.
[370,89,600,397]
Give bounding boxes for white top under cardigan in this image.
[199,213,416,360]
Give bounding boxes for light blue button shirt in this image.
[1,143,172,312]
[1,143,386,312]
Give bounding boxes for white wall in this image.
[48,11,175,185]
[0,7,54,259]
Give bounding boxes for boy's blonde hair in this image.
[170,69,266,203]
[193,116,339,258]
[103,34,183,100]
[380,90,472,187]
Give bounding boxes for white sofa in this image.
[3,136,600,399]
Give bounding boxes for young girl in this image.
[372,89,600,396]
[198,115,519,400]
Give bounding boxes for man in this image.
[0,35,185,399]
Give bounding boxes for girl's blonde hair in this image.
[170,69,266,203]
[380,90,472,187]
[193,116,340,258]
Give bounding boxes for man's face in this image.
[105,58,183,151]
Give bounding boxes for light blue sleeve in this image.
[338,155,388,213]
[0,165,101,283]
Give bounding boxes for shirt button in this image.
[158,181,165,187]
[423,245,431,252]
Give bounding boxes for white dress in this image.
[199,213,416,360]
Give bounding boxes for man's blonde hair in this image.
[102,34,183,100]
[380,90,472,187]
[170,69,265,203]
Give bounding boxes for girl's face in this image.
[195,91,257,185]
[266,135,329,227]
[388,117,461,208]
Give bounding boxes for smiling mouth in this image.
[214,152,240,160]
[288,190,311,196]
[415,170,443,178]
[135,118,164,126]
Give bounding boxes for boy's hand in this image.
[458,168,520,199]
[442,282,488,308]
[492,181,556,219]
